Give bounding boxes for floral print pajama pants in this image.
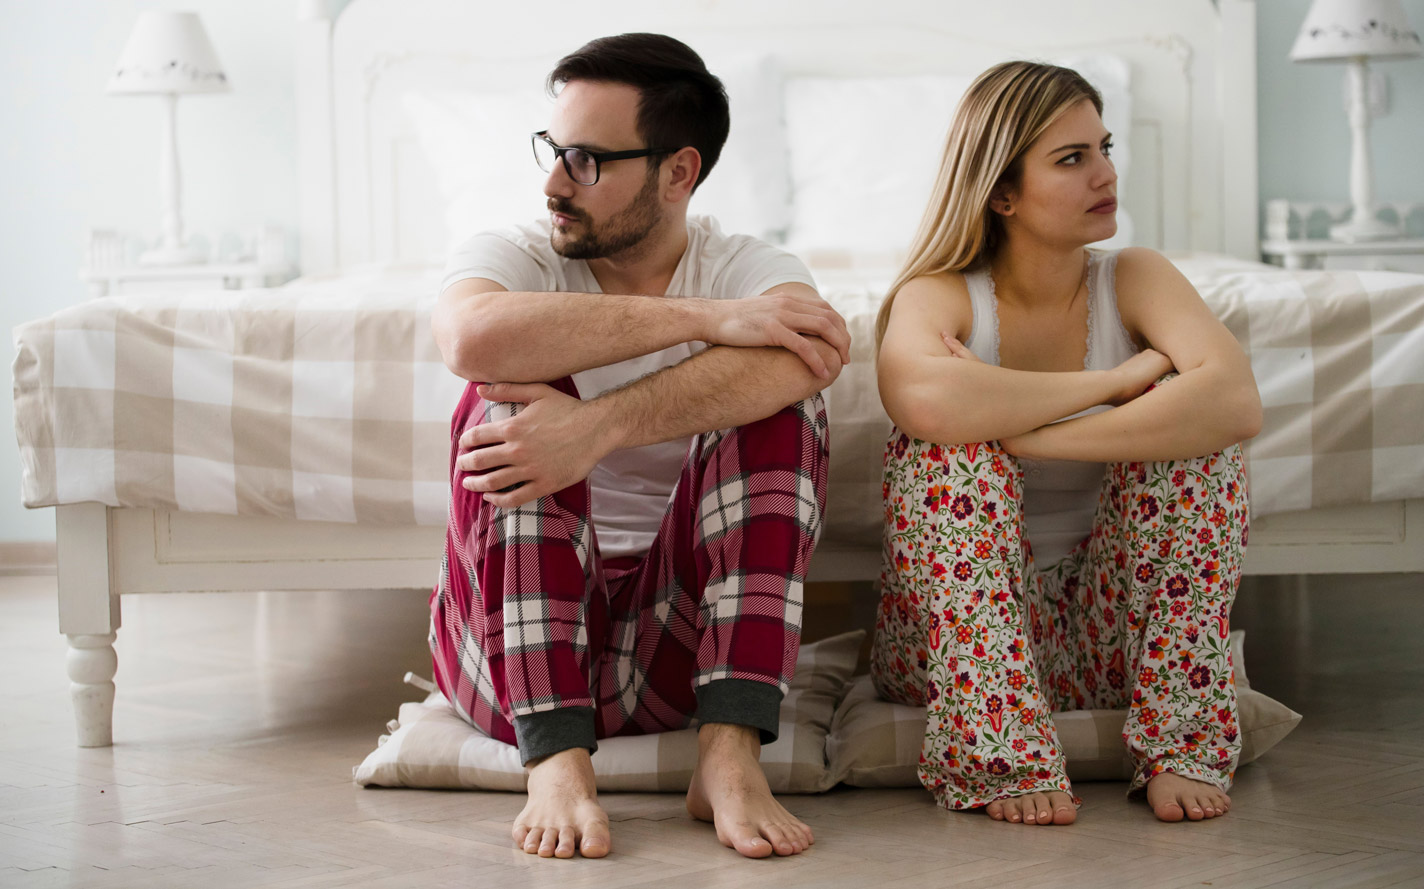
[870,433,1249,810]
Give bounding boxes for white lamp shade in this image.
[1291,0,1422,61]
[107,11,229,95]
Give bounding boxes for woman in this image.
[871,61,1261,826]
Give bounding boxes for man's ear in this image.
[662,146,702,202]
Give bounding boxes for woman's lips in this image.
[1089,198,1117,214]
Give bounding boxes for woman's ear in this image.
[989,184,1016,217]
[663,146,702,202]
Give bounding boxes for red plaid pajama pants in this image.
[428,377,829,762]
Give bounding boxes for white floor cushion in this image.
[825,630,1302,786]
[354,630,864,793]
[356,629,1299,794]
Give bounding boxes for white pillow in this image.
[404,55,793,254]
[402,89,553,255]
[784,57,1135,255]
[784,74,973,254]
[353,631,865,793]
[826,630,1301,787]
[691,54,793,241]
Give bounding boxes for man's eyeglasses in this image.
[531,131,675,186]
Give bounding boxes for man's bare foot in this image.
[1145,772,1231,822]
[984,791,1077,826]
[512,748,611,859]
[686,723,814,859]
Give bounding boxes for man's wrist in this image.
[677,296,715,344]
[581,393,632,455]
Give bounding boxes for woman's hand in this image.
[940,332,983,362]
[944,331,1029,456]
[1107,349,1174,405]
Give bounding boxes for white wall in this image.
[1,0,299,543]
[4,0,1424,544]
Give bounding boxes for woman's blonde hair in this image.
[874,61,1103,348]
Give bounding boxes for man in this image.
[428,33,848,861]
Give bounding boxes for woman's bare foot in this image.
[686,723,814,858]
[1145,772,1231,822]
[513,747,611,859]
[984,791,1077,825]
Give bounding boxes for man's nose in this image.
[543,158,576,199]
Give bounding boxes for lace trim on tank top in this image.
[1083,251,1101,370]
[1090,250,1138,366]
[975,250,1134,371]
[981,265,1002,365]
[983,252,1094,370]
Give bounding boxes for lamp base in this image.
[139,245,206,266]
[1330,214,1400,243]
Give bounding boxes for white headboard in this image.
[294,0,1258,275]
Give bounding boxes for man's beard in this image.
[548,167,661,260]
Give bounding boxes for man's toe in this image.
[769,827,795,856]
[538,828,559,857]
[580,821,611,858]
[730,823,774,859]
[553,826,577,859]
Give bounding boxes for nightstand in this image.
[80,226,294,298]
[1260,237,1424,273]
[1261,200,1424,273]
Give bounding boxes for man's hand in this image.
[457,383,619,509]
[700,290,850,379]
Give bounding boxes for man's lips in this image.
[1089,198,1117,214]
[548,201,585,228]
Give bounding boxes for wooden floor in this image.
[2,572,1423,888]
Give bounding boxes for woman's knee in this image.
[885,436,1024,533]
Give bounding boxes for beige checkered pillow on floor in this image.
[826,630,1302,786]
[354,630,864,793]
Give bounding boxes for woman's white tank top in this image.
[961,250,1138,566]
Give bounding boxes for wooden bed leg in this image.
[56,503,121,748]
[67,634,118,747]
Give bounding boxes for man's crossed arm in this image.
[434,278,848,382]
[432,279,850,509]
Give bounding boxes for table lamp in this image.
[1291,0,1421,242]
[107,11,229,265]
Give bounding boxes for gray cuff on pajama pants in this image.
[513,706,597,767]
[696,679,783,744]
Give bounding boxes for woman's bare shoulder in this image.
[887,270,974,343]
[893,270,972,316]
[1111,247,1189,291]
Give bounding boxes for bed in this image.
[12,0,1424,749]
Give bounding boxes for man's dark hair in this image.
[547,33,729,191]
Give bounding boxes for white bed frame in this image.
[54,0,1423,748]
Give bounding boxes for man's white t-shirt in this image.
[441,214,817,559]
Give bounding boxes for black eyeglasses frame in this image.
[531,130,677,186]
